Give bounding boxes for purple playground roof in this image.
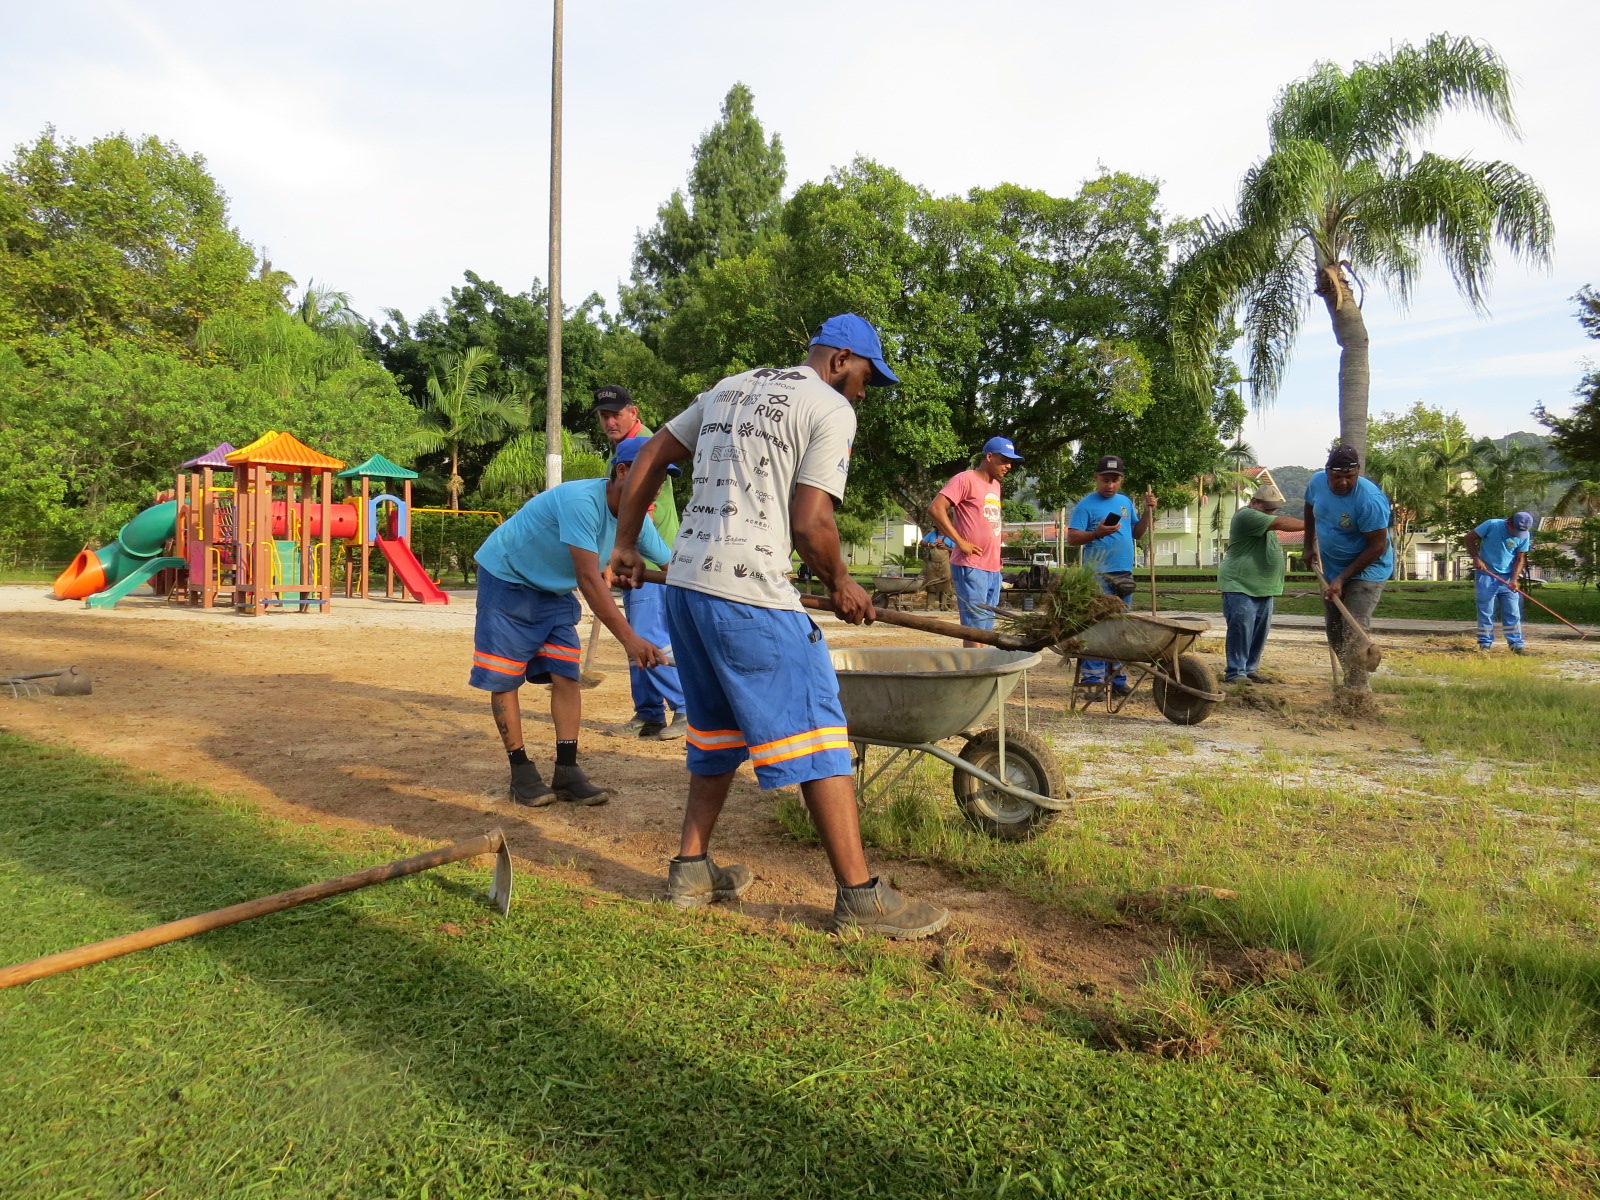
[181,443,237,470]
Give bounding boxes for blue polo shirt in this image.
[476,477,673,594]
[1474,518,1531,577]
[1069,490,1142,574]
[1304,471,1393,581]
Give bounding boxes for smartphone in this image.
[1105,512,1121,526]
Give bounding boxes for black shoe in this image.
[1111,682,1133,699]
[551,762,609,806]
[1247,672,1266,683]
[509,761,555,807]
[606,715,664,738]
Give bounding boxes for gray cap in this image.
[1253,479,1285,505]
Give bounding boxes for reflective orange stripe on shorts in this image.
[686,727,747,752]
[473,651,527,675]
[749,726,850,767]
[538,642,582,663]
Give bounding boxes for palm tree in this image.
[481,428,608,502]
[1470,438,1550,510]
[1420,428,1480,579]
[1365,444,1437,579]
[409,346,528,510]
[1553,479,1600,519]
[1172,36,1553,462]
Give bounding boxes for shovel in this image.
[0,830,514,990]
[5,666,93,697]
[1315,577,1383,675]
[637,570,1052,652]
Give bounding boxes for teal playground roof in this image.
[337,453,419,481]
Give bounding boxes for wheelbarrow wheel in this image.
[1151,654,1218,725]
[953,728,1062,841]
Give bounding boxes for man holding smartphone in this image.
[1066,455,1157,696]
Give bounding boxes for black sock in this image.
[507,746,529,766]
[843,876,877,890]
[675,853,707,863]
[555,740,578,767]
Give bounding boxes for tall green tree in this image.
[1538,286,1600,479]
[1172,35,1553,462]
[622,83,786,336]
[0,129,285,361]
[409,346,527,510]
[653,160,1236,520]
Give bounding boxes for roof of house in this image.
[225,432,345,471]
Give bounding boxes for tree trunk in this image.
[1316,263,1371,464]
[449,448,462,512]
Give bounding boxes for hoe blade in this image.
[488,833,514,916]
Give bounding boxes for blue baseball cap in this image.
[1510,511,1535,531]
[982,436,1024,462]
[614,436,679,476]
[810,314,899,387]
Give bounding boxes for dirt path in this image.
[0,584,1422,996]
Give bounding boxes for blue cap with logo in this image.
[1510,511,1535,531]
[983,436,1024,462]
[810,314,899,387]
[614,436,680,476]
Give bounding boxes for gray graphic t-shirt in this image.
[663,365,855,611]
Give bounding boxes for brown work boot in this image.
[831,878,949,939]
[665,856,754,909]
[508,761,555,807]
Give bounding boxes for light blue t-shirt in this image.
[1304,471,1394,582]
[476,477,673,594]
[1069,490,1142,574]
[1473,518,1531,577]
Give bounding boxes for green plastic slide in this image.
[84,557,187,610]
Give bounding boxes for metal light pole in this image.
[543,0,564,489]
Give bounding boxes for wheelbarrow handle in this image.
[634,569,1043,652]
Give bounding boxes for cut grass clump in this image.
[983,565,1126,647]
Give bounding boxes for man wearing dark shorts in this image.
[612,314,949,940]
[472,438,675,805]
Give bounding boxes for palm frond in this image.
[1272,35,1518,161]
[1170,217,1300,403]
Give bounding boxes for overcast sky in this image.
[4,0,1595,468]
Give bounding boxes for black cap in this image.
[1095,455,1126,475]
[1326,444,1361,470]
[593,384,635,412]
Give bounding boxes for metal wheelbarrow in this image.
[831,647,1072,842]
[1058,612,1222,725]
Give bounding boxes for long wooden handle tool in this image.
[636,569,1048,651]
[0,831,513,990]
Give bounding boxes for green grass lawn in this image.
[3,722,1600,1196]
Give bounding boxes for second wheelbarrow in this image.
[1058,611,1222,725]
[831,646,1072,842]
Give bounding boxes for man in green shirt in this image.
[1218,480,1304,684]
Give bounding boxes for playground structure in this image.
[54,432,448,613]
[336,455,447,605]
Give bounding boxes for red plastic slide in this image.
[376,536,449,605]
